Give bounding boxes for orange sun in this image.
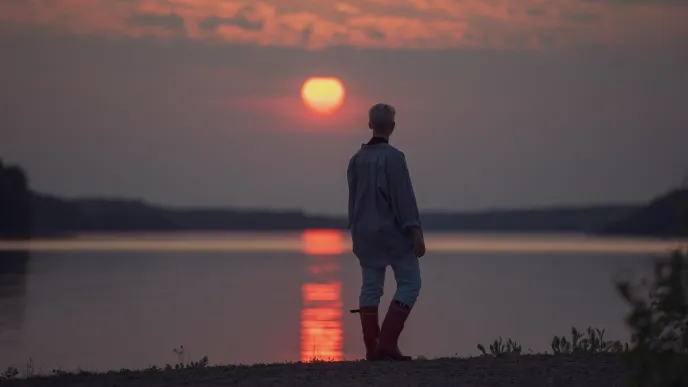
[301,77,346,114]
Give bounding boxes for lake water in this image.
[0,231,684,373]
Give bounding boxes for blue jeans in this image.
[359,254,421,308]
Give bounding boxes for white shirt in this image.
[347,140,422,268]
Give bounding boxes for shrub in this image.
[551,327,628,354]
[617,249,688,387]
[477,337,522,357]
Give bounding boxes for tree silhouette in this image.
[0,160,32,239]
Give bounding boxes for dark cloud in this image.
[537,31,559,48]
[526,8,547,17]
[300,24,313,46]
[365,29,385,40]
[199,6,264,32]
[560,11,601,23]
[127,12,185,33]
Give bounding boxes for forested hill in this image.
[599,188,688,238]
[4,158,686,238]
[28,192,639,235]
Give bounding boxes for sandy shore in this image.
[2,354,627,387]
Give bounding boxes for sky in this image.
[0,0,687,215]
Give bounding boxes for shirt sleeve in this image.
[346,156,356,230]
[386,153,421,230]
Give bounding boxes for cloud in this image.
[335,3,361,15]
[365,29,386,40]
[559,11,601,23]
[127,12,186,33]
[299,24,313,46]
[0,0,686,50]
[581,0,688,5]
[199,6,265,32]
[525,8,547,17]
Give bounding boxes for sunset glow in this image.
[300,78,345,114]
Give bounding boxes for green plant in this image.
[551,326,629,354]
[617,249,688,387]
[477,337,522,357]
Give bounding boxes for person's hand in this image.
[410,227,426,258]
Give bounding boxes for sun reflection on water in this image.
[300,230,344,362]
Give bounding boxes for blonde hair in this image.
[368,103,396,130]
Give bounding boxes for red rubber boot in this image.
[350,306,380,360]
[376,300,413,361]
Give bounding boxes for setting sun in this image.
[300,77,346,114]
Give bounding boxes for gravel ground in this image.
[0,354,628,387]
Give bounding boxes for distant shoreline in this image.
[4,159,687,240]
[1,187,685,240]
[28,191,645,235]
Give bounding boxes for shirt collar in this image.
[365,136,389,146]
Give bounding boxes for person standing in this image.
[347,103,425,361]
